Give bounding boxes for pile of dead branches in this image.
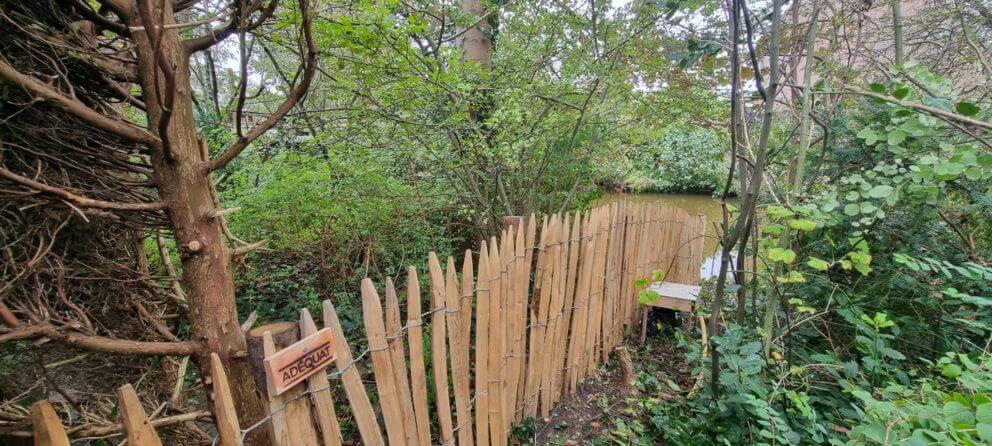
[0,0,198,441]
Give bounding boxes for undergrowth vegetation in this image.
[1,0,989,442]
[619,62,992,445]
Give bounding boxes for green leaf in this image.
[892,86,909,99]
[977,423,992,443]
[978,153,992,168]
[651,269,665,282]
[868,185,894,198]
[941,363,962,378]
[768,247,796,264]
[887,129,907,145]
[766,205,796,219]
[844,203,861,216]
[965,166,983,181]
[856,127,879,145]
[976,403,992,424]
[943,401,974,425]
[638,289,661,304]
[777,270,806,283]
[869,82,886,93]
[808,257,830,271]
[955,101,980,116]
[788,218,817,232]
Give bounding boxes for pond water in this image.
[596,192,728,280]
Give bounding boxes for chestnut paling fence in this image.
[30,202,706,446]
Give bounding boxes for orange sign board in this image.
[263,328,336,396]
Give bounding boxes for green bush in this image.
[220,148,457,322]
[635,127,728,193]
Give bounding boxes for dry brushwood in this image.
[0,0,316,442]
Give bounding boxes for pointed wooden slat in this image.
[459,252,476,444]
[540,241,564,416]
[210,353,242,446]
[524,216,553,417]
[406,267,433,446]
[445,256,472,445]
[487,236,506,445]
[547,213,569,407]
[117,384,163,446]
[601,206,618,353]
[384,278,420,445]
[499,227,514,431]
[361,279,408,446]
[586,209,609,374]
[566,217,595,394]
[31,399,70,446]
[322,300,385,446]
[427,252,455,445]
[262,332,292,446]
[516,216,536,415]
[475,242,491,446]
[540,221,565,417]
[299,308,343,446]
[579,210,599,377]
[262,330,319,446]
[509,224,527,421]
[460,251,474,365]
[551,211,580,404]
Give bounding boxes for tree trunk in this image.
[892,0,904,65]
[461,0,492,67]
[124,2,268,441]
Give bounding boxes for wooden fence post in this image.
[487,236,506,445]
[427,252,455,445]
[445,255,473,445]
[31,400,70,446]
[475,242,491,446]
[322,300,385,446]
[117,384,163,446]
[210,353,242,446]
[360,278,408,445]
[406,267,433,446]
[299,308,344,446]
[384,278,420,445]
[261,332,292,446]
[257,325,318,446]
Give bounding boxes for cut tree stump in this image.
[247,322,299,393]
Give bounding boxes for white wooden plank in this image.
[646,282,701,302]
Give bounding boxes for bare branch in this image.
[183,0,279,53]
[2,410,212,440]
[231,239,269,257]
[0,165,167,211]
[0,324,200,356]
[66,0,129,35]
[837,88,992,131]
[0,58,158,145]
[202,0,318,172]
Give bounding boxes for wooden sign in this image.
[263,328,336,396]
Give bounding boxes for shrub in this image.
[636,127,727,193]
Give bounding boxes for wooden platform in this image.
[642,282,700,312]
[640,282,701,342]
